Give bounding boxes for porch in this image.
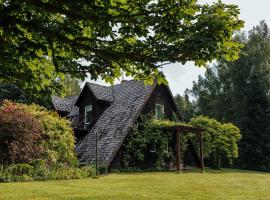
[159,124,204,173]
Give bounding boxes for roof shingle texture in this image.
[75,80,154,166]
[52,96,78,115]
[86,82,114,102]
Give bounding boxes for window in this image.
[164,137,169,153]
[84,105,93,124]
[150,143,157,153]
[155,104,164,120]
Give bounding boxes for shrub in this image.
[0,100,94,182]
[189,116,241,169]
[0,83,28,103]
[20,103,77,165]
[0,100,77,166]
[0,101,44,164]
[0,162,94,183]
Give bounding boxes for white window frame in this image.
[155,103,164,120]
[84,105,93,124]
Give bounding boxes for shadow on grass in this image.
[107,168,269,176]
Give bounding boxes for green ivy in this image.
[122,115,175,169]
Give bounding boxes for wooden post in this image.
[95,130,98,176]
[175,128,181,173]
[199,132,204,173]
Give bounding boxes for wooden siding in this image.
[142,84,178,119]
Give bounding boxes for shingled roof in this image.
[52,96,78,114]
[86,82,114,102]
[75,80,156,167]
[75,82,114,106]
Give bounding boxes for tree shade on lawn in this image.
[0,170,269,200]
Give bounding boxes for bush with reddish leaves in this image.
[0,101,44,164]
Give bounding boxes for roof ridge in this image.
[86,82,110,88]
[87,79,137,88]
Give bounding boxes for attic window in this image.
[84,105,93,124]
[155,104,164,120]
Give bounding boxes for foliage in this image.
[152,119,194,129]
[123,116,173,169]
[0,101,44,164]
[0,100,95,182]
[0,162,94,183]
[174,93,196,122]
[0,83,28,103]
[189,116,241,169]
[0,0,243,90]
[187,21,270,171]
[0,100,77,165]
[19,102,77,165]
[62,75,81,96]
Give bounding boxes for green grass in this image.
[0,169,270,200]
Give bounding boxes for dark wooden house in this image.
[52,80,201,171]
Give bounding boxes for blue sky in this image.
[89,0,270,95]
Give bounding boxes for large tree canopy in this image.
[187,21,270,171]
[0,0,243,93]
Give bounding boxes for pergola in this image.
[158,123,205,173]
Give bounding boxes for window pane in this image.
[85,105,93,124]
[155,104,164,119]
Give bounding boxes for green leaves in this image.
[0,0,243,94]
[123,115,173,168]
[190,116,241,168]
[82,26,92,38]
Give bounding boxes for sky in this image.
[88,0,270,95]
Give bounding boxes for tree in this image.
[188,21,270,171]
[0,83,28,103]
[62,75,81,96]
[189,116,241,169]
[0,0,244,94]
[174,92,195,122]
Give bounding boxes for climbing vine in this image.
[122,115,176,169]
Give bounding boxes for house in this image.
[52,80,202,171]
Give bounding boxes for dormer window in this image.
[155,104,164,120]
[84,105,93,124]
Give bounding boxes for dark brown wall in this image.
[76,88,110,127]
[142,84,179,119]
[77,87,98,121]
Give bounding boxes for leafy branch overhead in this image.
[0,0,244,88]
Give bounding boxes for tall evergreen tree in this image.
[174,92,196,122]
[188,21,270,171]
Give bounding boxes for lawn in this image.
[0,169,269,200]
